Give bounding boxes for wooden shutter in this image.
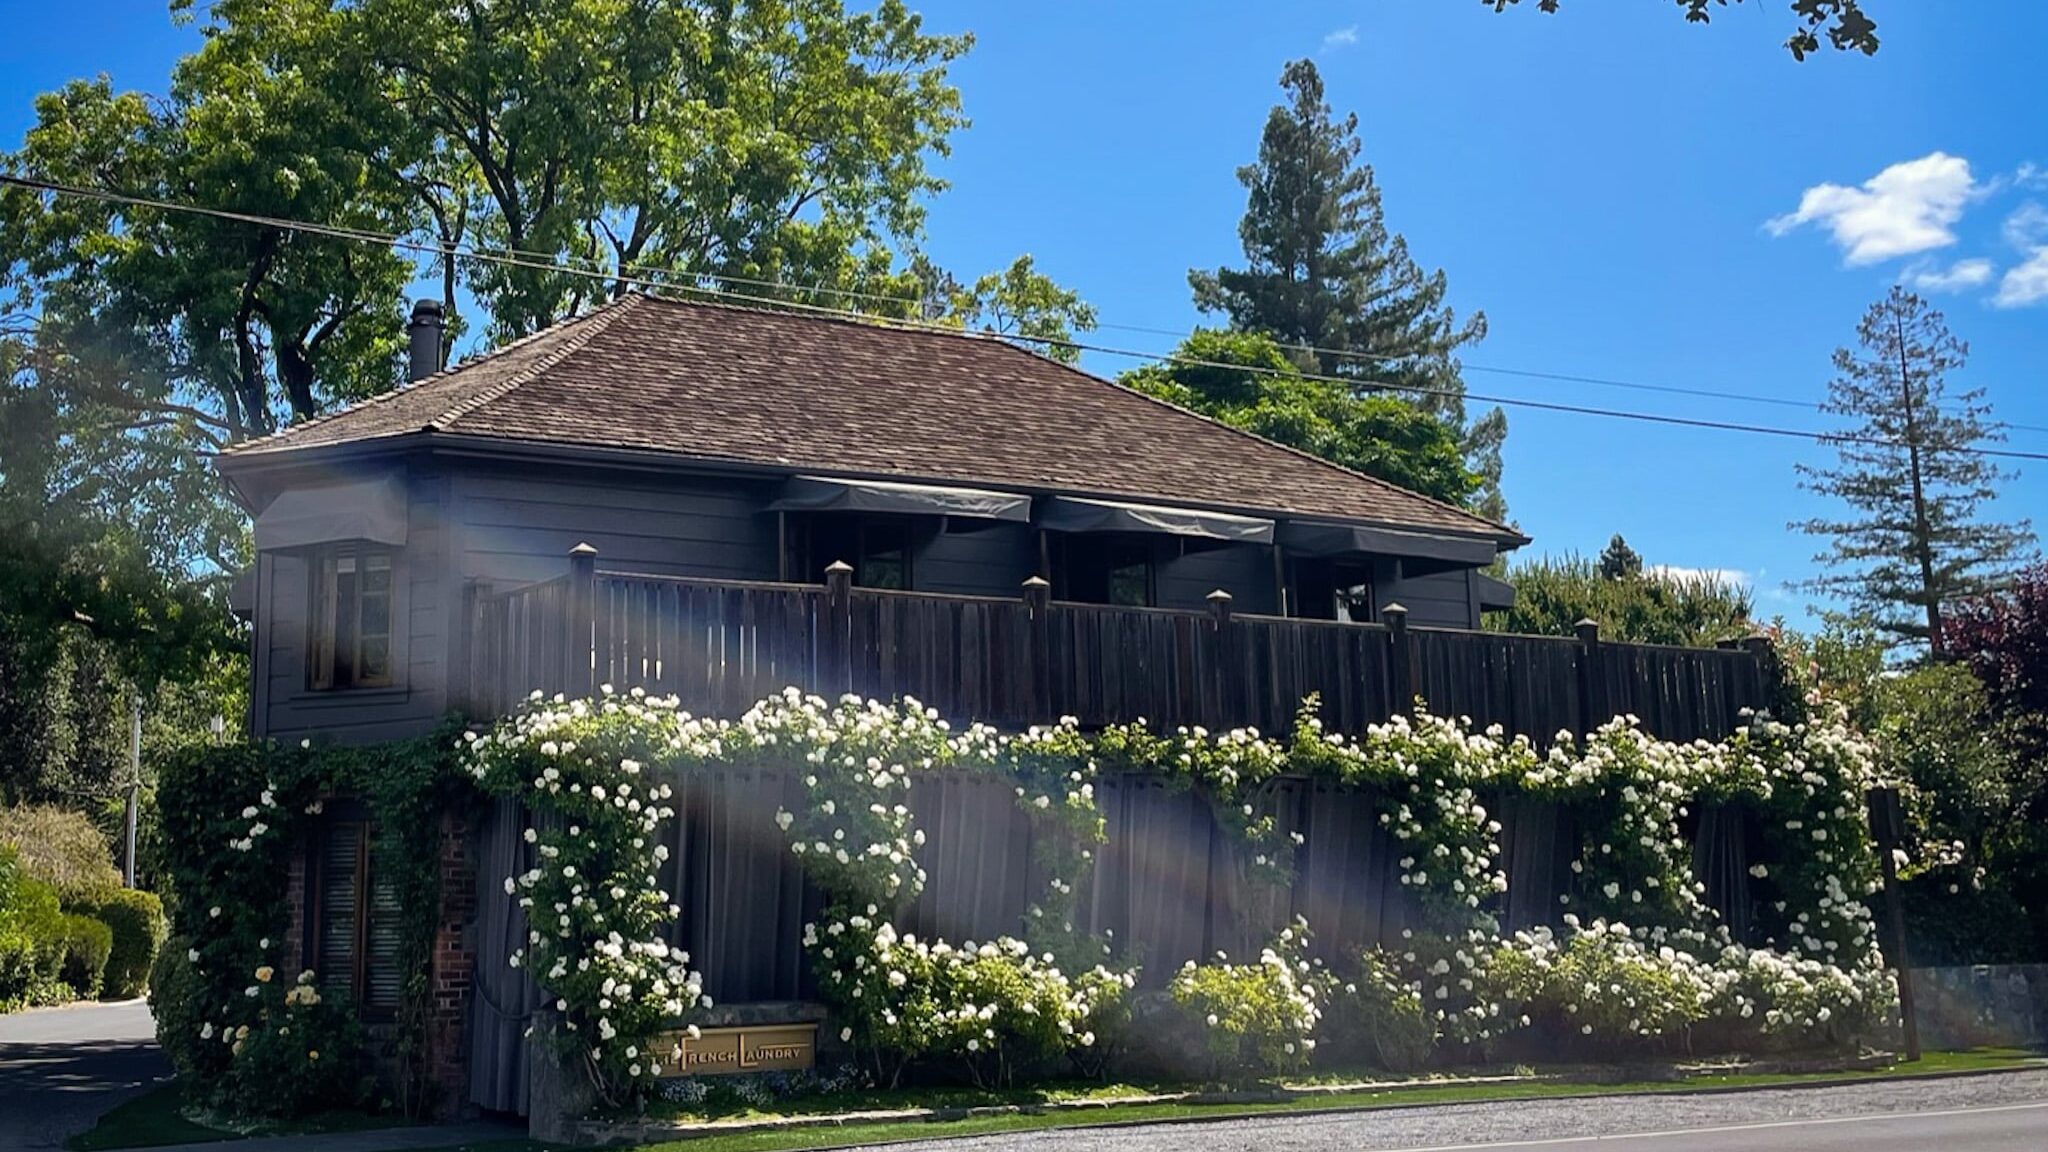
[318,821,367,997]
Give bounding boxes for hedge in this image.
[77,889,167,1000]
[58,913,114,999]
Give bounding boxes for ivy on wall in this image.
[152,727,472,1119]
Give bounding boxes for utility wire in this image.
[6,170,2048,463]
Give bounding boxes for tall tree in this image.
[1190,59,1507,520]
[1486,0,1880,60]
[1794,287,2035,656]
[911,254,1098,364]
[1598,534,1644,580]
[1121,329,1479,508]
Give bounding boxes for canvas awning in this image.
[253,475,408,551]
[1037,496,1275,544]
[768,475,1032,522]
[1474,571,1517,611]
[1277,520,1498,565]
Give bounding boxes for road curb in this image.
[580,1060,2046,1148]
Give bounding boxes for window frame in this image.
[308,543,398,692]
[303,806,399,1022]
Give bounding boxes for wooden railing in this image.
[462,548,1778,743]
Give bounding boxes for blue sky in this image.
[5,1,2044,622]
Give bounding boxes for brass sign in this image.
[656,1023,818,1076]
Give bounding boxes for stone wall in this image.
[1911,965,2048,1049]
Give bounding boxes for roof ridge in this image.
[219,295,639,456]
[430,294,644,431]
[976,333,1524,542]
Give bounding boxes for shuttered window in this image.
[313,818,401,1016]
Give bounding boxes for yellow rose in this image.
[308,1050,320,1062]
[255,966,275,983]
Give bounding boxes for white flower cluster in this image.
[228,784,281,852]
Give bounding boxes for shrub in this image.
[1489,921,1713,1058]
[925,939,1078,1088]
[1167,920,1323,1082]
[77,889,167,999]
[1325,950,1436,1072]
[212,968,370,1119]
[151,939,210,1077]
[58,913,114,999]
[0,806,124,903]
[0,850,71,1009]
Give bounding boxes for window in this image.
[1056,537,1155,607]
[311,817,401,1016]
[855,521,911,590]
[310,547,394,690]
[1105,542,1154,608]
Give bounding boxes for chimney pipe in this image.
[407,299,445,382]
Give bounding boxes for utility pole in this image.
[124,692,141,888]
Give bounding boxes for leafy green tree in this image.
[1794,287,2035,657]
[1485,553,1753,647]
[911,254,1098,364]
[1597,534,1644,580]
[1121,329,1479,507]
[1485,0,1879,59]
[1190,59,1506,520]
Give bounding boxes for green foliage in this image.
[148,939,208,1076]
[1794,287,2035,655]
[57,912,113,999]
[919,254,1099,364]
[1486,0,1880,60]
[1324,950,1436,1071]
[1120,329,1481,509]
[0,847,71,1008]
[1188,59,1504,518]
[76,888,166,1000]
[0,804,124,902]
[1485,552,1754,647]
[1598,534,1644,580]
[1166,920,1324,1082]
[215,969,370,1119]
[152,728,468,1117]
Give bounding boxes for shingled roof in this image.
[219,293,1521,543]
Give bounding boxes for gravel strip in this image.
[845,1068,2048,1152]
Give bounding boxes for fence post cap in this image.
[1380,602,1408,621]
[1205,588,1233,603]
[1021,576,1050,589]
[1574,618,1600,641]
[569,542,599,557]
[823,560,854,576]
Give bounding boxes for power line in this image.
[1093,317,2048,437]
[6,170,2048,463]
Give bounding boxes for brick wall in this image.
[283,847,306,975]
[426,808,477,1116]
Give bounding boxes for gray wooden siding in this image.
[259,466,453,745]
[1158,543,1279,614]
[912,523,1037,598]
[248,452,1482,742]
[1382,567,1480,628]
[452,465,780,587]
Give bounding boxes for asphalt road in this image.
[855,1069,2048,1152]
[0,999,169,1150]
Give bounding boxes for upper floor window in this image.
[855,521,911,590]
[310,546,394,690]
[1105,542,1154,608]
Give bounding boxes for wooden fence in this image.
[462,548,1778,744]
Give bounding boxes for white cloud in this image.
[1993,247,2048,308]
[1905,257,1995,292]
[1766,152,1979,265]
[2004,201,2048,248]
[2017,162,2048,191]
[1647,565,1749,587]
[1320,25,1359,51]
